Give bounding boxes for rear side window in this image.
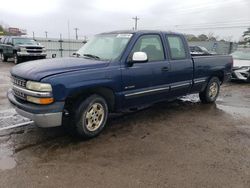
[131,35,165,62]
[167,36,186,60]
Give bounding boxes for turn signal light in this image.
[27,96,54,105]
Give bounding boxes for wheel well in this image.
[65,87,115,112]
[210,71,224,84]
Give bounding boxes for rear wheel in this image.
[67,94,109,139]
[199,77,220,103]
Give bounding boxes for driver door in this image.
[121,34,170,108]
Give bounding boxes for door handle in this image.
[161,67,169,72]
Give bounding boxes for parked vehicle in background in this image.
[7,30,233,139]
[189,45,212,55]
[0,36,46,64]
[231,48,250,82]
[0,37,3,59]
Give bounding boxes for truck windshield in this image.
[13,38,38,45]
[77,34,133,61]
[231,50,250,60]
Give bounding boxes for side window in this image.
[2,37,7,44]
[131,35,165,62]
[167,36,186,60]
[7,37,12,44]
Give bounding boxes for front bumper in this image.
[7,89,64,127]
[17,52,47,57]
[231,67,250,81]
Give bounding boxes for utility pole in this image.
[32,31,35,39]
[45,31,48,38]
[132,16,139,30]
[74,28,79,40]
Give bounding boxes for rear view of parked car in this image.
[0,36,46,64]
[231,48,250,82]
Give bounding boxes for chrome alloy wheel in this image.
[84,103,105,132]
[208,82,218,99]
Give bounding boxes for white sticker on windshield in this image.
[117,34,133,38]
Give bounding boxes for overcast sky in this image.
[0,0,249,41]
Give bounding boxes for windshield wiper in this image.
[83,54,100,60]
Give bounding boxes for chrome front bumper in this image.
[7,89,64,128]
[17,52,46,57]
[232,67,250,81]
[16,107,62,128]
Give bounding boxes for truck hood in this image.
[233,59,250,68]
[11,57,109,81]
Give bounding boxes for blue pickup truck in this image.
[7,30,233,138]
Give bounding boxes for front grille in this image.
[12,76,27,100]
[27,50,43,53]
[12,76,26,88]
[26,47,43,54]
[26,47,43,50]
[13,89,26,100]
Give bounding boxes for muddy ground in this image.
[0,60,250,188]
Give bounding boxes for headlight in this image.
[20,47,26,52]
[26,81,52,92]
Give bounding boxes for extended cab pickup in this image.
[7,30,233,138]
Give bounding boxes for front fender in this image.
[41,67,121,101]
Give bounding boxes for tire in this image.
[67,94,109,139]
[3,55,8,62]
[199,77,220,103]
[14,53,21,64]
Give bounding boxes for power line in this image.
[175,21,250,28]
[175,25,250,30]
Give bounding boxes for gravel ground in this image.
[0,60,250,188]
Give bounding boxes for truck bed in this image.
[192,55,233,81]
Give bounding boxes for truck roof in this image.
[99,30,182,35]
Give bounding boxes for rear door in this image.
[4,37,13,57]
[2,37,8,55]
[165,34,193,97]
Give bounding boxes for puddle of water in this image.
[0,141,16,170]
[217,104,250,119]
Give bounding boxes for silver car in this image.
[231,49,250,82]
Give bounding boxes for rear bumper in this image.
[7,89,64,127]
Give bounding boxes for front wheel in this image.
[3,55,8,62]
[14,54,21,64]
[199,77,220,103]
[68,94,109,139]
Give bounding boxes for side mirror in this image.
[132,52,148,62]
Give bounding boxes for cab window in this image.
[131,35,165,62]
[167,35,186,60]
